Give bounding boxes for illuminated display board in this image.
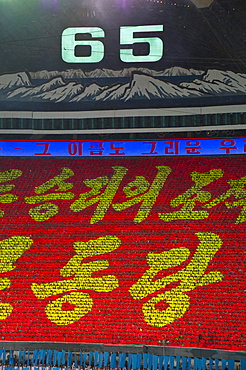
[61,25,164,64]
[0,156,245,350]
[0,137,246,156]
[1,0,246,115]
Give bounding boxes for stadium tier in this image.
[0,156,245,352]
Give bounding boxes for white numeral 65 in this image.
[61,25,164,63]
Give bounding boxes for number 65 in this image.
[61,25,164,63]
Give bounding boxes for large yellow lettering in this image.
[129,233,223,327]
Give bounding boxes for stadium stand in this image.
[1,0,246,366]
[0,349,245,370]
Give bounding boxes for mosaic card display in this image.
[0,156,245,350]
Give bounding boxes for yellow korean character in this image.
[25,167,75,222]
[159,169,223,221]
[31,235,121,325]
[0,169,22,217]
[129,232,223,327]
[112,166,171,223]
[0,236,33,320]
[203,175,246,224]
[70,166,128,224]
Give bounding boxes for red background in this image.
[0,156,245,350]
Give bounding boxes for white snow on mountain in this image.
[34,81,84,102]
[0,72,32,91]
[15,72,207,103]
[180,79,238,95]
[72,82,128,102]
[95,83,127,101]
[62,69,87,79]
[84,67,171,78]
[163,66,204,77]
[180,69,246,95]
[2,68,246,105]
[203,69,246,92]
[7,77,66,99]
[94,73,207,102]
[29,66,204,80]
[29,70,61,80]
[189,68,205,75]
[121,73,206,101]
[73,73,207,102]
[71,83,106,102]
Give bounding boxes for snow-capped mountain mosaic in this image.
[1,67,246,111]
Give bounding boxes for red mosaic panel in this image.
[0,157,245,351]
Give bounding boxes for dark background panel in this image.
[1,0,246,73]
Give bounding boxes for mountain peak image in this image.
[2,67,246,112]
[0,72,31,91]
